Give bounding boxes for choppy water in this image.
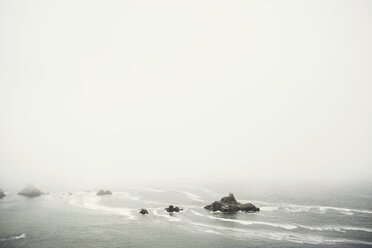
[1,185,372,248]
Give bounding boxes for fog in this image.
[0,0,371,191]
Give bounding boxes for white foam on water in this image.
[190,209,204,216]
[69,195,137,220]
[340,211,354,216]
[141,188,165,193]
[239,200,271,206]
[317,206,372,215]
[327,238,372,246]
[191,206,372,235]
[241,200,372,215]
[178,204,198,211]
[208,215,298,230]
[297,225,344,232]
[260,206,278,211]
[152,209,181,222]
[188,222,372,245]
[189,209,297,230]
[178,191,206,203]
[113,192,163,205]
[0,233,27,242]
[299,224,372,233]
[342,226,372,233]
[201,229,223,235]
[144,200,163,205]
[190,224,223,235]
[188,222,323,244]
[114,192,140,201]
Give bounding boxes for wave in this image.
[190,209,372,234]
[190,209,204,216]
[241,199,372,215]
[141,188,165,193]
[284,204,372,215]
[70,195,137,220]
[298,225,372,233]
[189,223,223,235]
[188,222,324,244]
[188,222,372,245]
[178,191,206,203]
[260,206,278,211]
[317,205,372,215]
[112,192,163,205]
[114,192,140,201]
[0,233,27,242]
[208,216,297,230]
[342,226,372,233]
[190,209,297,230]
[152,209,181,222]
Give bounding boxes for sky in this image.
[0,0,371,190]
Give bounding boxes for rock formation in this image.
[204,193,259,213]
[139,208,149,214]
[0,189,5,199]
[96,190,112,196]
[165,205,183,213]
[18,184,43,197]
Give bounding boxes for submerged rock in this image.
[18,184,43,197]
[139,208,149,214]
[165,205,183,213]
[96,190,112,196]
[0,189,5,199]
[204,193,259,213]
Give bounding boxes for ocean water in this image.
[1,184,372,248]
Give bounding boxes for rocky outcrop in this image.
[18,184,43,197]
[0,189,5,199]
[165,205,183,213]
[139,208,149,214]
[204,193,259,213]
[96,190,112,196]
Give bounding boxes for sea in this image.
[1,183,372,248]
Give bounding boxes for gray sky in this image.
[0,0,371,190]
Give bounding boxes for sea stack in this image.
[0,189,5,199]
[139,208,149,214]
[96,190,112,196]
[165,205,183,213]
[204,193,259,213]
[18,184,43,197]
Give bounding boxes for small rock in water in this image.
[0,189,5,199]
[18,184,44,197]
[96,190,112,196]
[165,205,183,213]
[139,208,149,214]
[204,193,259,213]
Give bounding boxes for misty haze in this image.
[0,0,372,247]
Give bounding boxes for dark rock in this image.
[165,205,183,213]
[204,193,259,213]
[220,193,238,204]
[139,208,149,214]
[238,203,260,212]
[18,184,43,197]
[0,189,5,199]
[96,190,112,196]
